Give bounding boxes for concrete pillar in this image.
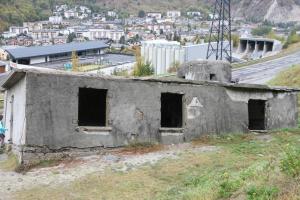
[174,48,180,64]
[157,47,162,74]
[152,45,157,73]
[161,47,166,74]
[237,41,241,54]
[245,40,249,54]
[148,45,153,64]
[179,48,185,64]
[145,46,149,62]
[165,47,171,72]
[141,45,145,59]
[254,41,258,53]
[263,41,267,56]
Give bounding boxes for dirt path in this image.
[0,144,219,199]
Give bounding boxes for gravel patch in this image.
[0,143,220,199]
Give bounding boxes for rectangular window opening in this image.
[78,88,107,127]
[248,99,266,130]
[161,93,183,128]
[210,74,217,81]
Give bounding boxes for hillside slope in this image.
[0,0,300,33]
[233,0,300,23]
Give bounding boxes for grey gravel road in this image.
[232,51,300,84]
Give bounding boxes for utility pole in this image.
[206,0,232,62]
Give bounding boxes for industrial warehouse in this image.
[5,41,109,65]
[2,61,298,163]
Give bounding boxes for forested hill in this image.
[0,0,53,32]
[0,0,98,32]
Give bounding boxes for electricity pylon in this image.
[206,0,232,62]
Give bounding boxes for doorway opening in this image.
[248,99,266,130]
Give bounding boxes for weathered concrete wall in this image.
[3,77,26,145]
[225,88,298,130]
[266,92,298,129]
[20,71,298,150]
[177,60,232,83]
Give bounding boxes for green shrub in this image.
[280,145,300,177]
[246,185,279,200]
[252,26,272,36]
[283,30,300,49]
[218,173,242,198]
[133,59,154,77]
[112,69,129,76]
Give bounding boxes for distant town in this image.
[0,4,298,75]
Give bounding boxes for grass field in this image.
[0,152,18,171]
[12,130,300,200]
[268,64,300,88]
[78,64,103,72]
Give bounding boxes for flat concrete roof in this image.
[2,67,299,93]
[240,37,278,43]
[6,41,109,60]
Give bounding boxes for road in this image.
[232,50,300,84]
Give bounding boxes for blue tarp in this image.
[0,122,7,135]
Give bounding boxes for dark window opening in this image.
[240,40,247,53]
[161,93,183,128]
[248,41,255,52]
[78,88,107,126]
[210,74,217,81]
[266,42,273,52]
[17,59,30,65]
[258,41,264,51]
[248,100,266,130]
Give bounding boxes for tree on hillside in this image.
[132,47,154,77]
[159,29,164,35]
[283,30,300,49]
[133,59,154,77]
[119,35,126,44]
[138,10,145,18]
[188,23,192,31]
[67,32,76,43]
[71,51,79,72]
[232,34,239,48]
[193,34,201,44]
[173,32,181,43]
[251,26,272,36]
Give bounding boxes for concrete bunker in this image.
[161,93,183,128]
[248,41,255,53]
[237,38,282,59]
[265,41,273,52]
[1,61,298,163]
[177,60,232,83]
[248,99,266,130]
[78,88,107,127]
[257,41,264,51]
